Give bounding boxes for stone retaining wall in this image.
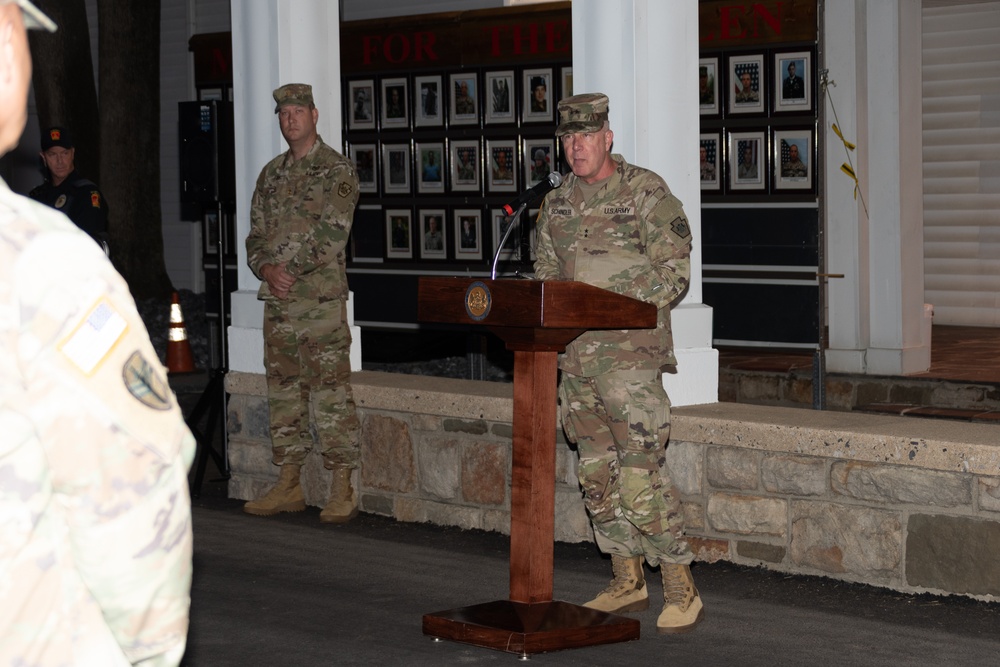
[225,370,1000,600]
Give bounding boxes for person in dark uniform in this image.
[28,126,109,253]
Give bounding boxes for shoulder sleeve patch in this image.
[670,217,691,241]
[123,351,172,410]
[338,182,354,198]
[91,191,101,208]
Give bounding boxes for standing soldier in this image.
[533,93,702,634]
[244,83,362,524]
[1,2,195,664]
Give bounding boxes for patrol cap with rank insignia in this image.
[273,83,314,113]
[556,92,610,137]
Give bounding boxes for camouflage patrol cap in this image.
[555,93,609,137]
[273,83,314,113]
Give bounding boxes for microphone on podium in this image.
[491,171,563,280]
[501,171,563,216]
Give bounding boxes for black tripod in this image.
[188,201,232,497]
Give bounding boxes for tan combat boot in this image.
[319,467,358,524]
[583,555,649,613]
[657,563,704,634]
[243,464,306,516]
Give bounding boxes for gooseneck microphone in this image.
[501,171,563,216]
[491,171,563,279]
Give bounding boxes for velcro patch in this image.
[60,299,128,375]
[90,191,101,208]
[671,218,691,240]
[123,351,172,410]
[338,182,354,198]
[603,206,634,216]
[550,208,573,216]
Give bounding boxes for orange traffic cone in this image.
[167,291,196,374]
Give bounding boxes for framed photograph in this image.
[380,77,408,127]
[419,209,447,259]
[414,75,443,127]
[449,73,478,126]
[350,205,384,262]
[350,143,377,194]
[699,57,719,116]
[487,140,517,193]
[348,80,376,130]
[203,210,219,255]
[728,54,765,115]
[775,50,812,112]
[454,209,482,259]
[449,139,480,192]
[774,129,813,191]
[492,208,519,262]
[561,66,573,98]
[523,138,555,187]
[485,70,515,124]
[416,142,445,194]
[523,68,553,122]
[728,130,766,191]
[699,133,721,191]
[381,143,410,194]
[385,209,412,259]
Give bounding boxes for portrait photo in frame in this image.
[699,57,719,116]
[523,138,554,187]
[449,73,478,125]
[492,208,519,263]
[382,143,410,194]
[416,142,445,194]
[454,209,482,259]
[381,77,408,127]
[350,143,377,194]
[348,79,375,131]
[385,209,412,259]
[728,130,766,191]
[485,70,515,124]
[523,68,553,122]
[699,133,721,191]
[487,139,516,193]
[728,54,765,115]
[561,66,573,98]
[774,50,812,112]
[449,140,480,192]
[419,209,447,259]
[414,75,443,127]
[773,129,813,191]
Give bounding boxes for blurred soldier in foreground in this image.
[0,2,195,665]
[533,93,702,634]
[244,83,362,524]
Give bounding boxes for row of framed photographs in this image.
[379,205,535,263]
[349,136,557,196]
[700,127,814,193]
[347,66,573,131]
[699,49,814,117]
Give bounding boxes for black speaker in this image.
[179,100,235,204]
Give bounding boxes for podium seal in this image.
[464,281,491,321]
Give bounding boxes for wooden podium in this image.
[417,277,656,655]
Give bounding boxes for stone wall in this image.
[225,370,1000,600]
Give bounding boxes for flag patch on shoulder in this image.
[60,299,128,375]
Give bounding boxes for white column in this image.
[573,0,717,406]
[228,0,359,374]
[824,0,929,375]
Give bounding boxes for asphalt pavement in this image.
[180,495,1000,666]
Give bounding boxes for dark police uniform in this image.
[28,170,109,246]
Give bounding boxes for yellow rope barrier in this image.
[820,69,869,218]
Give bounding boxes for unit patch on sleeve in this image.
[123,351,172,410]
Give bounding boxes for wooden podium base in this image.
[423,599,640,655]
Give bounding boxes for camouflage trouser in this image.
[263,298,360,469]
[559,369,692,567]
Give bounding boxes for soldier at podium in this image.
[533,93,702,634]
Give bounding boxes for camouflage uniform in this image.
[0,180,195,665]
[246,133,361,470]
[534,148,694,567]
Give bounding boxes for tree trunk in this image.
[98,0,173,299]
[28,0,101,183]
